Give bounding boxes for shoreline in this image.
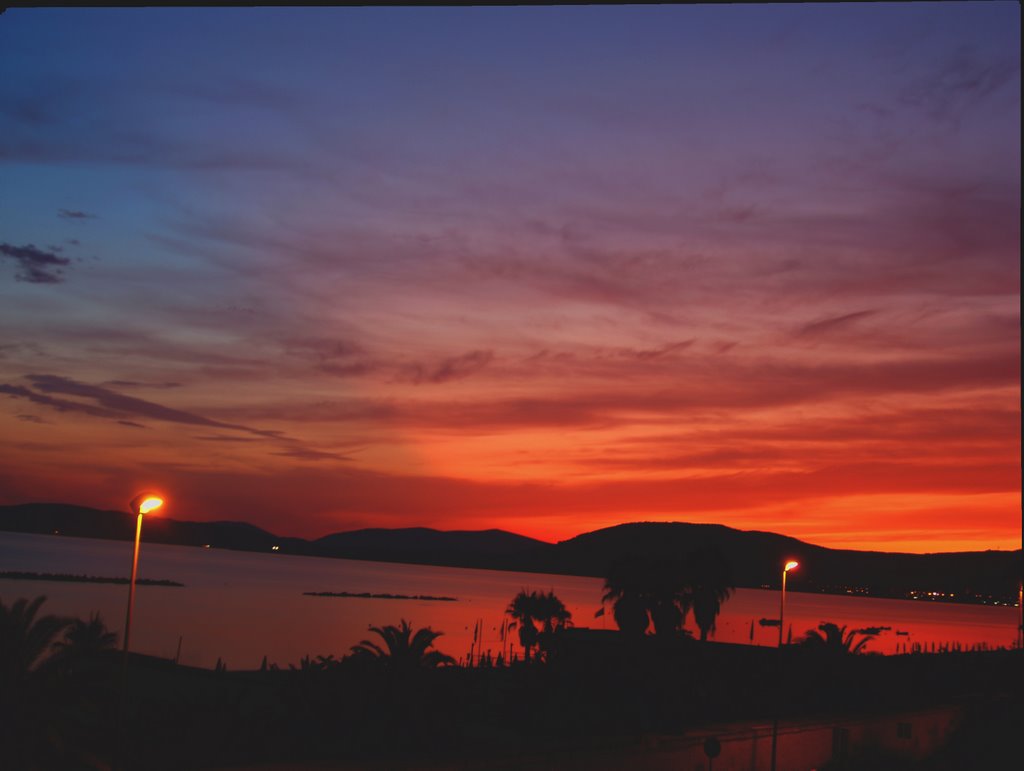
[1,528,1018,608]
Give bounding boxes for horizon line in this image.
[3,501,1021,558]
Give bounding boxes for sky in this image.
[0,4,1019,553]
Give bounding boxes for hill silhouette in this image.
[0,502,1019,601]
[313,526,548,571]
[0,502,310,553]
[550,521,1021,601]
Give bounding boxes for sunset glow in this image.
[0,5,1019,552]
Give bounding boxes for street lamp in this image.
[779,560,798,648]
[123,493,163,655]
[770,559,799,771]
[117,492,163,771]
[1017,580,1022,650]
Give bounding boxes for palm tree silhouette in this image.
[650,557,697,637]
[535,590,572,635]
[0,595,72,685]
[601,557,691,638]
[506,590,541,660]
[507,590,573,661]
[56,612,117,656]
[687,546,736,642]
[349,620,455,670]
[799,622,877,654]
[527,590,574,660]
[601,558,648,637]
[51,611,118,686]
[0,596,75,769]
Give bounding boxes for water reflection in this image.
[0,532,1018,668]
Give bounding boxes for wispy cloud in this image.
[194,435,258,443]
[397,349,494,385]
[282,337,365,361]
[103,380,183,389]
[205,347,1020,435]
[622,340,695,360]
[272,446,352,462]
[0,5,1017,552]
[57,208,97,220]
[899,45,1019,126]
[0,383,122,419]
[797,310,876,338]
[281,336,377,378]
[1,375,275,437]
[0,242,71,283]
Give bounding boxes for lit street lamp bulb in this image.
[139,497,163,514]
[130,493,164,515]
[784,560,799,572]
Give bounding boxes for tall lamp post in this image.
[117,492,163,771]
[123,492,164,656]
[779,560,799,648]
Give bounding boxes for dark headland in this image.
[2,503,1019,604]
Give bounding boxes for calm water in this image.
[1,532,1019,669]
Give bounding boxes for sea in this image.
[1,531,1018,669]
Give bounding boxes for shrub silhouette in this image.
[799,622,877,654]
[349,619,455,670]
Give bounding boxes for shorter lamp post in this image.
[771,559,800,771]
[1018,580,1022,650]
[779,560,799,648]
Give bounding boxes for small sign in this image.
[703,736,721,758]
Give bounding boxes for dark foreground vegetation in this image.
[2,593,1021,771]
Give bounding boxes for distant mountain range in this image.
[1,503,1020,602]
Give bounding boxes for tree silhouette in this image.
[0,595,71,685]
[507,589,573,661]
[601,557,649,637]
[799,622,877,654]
[687,546,736,641]
[601,557,691,638]
[535,590,572,635]
[349,620,455,670]
[652,556,698,637]
[49,611,118,704]
[0,596,77,769]
[55,612,117,659]
[506,589,541,660]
